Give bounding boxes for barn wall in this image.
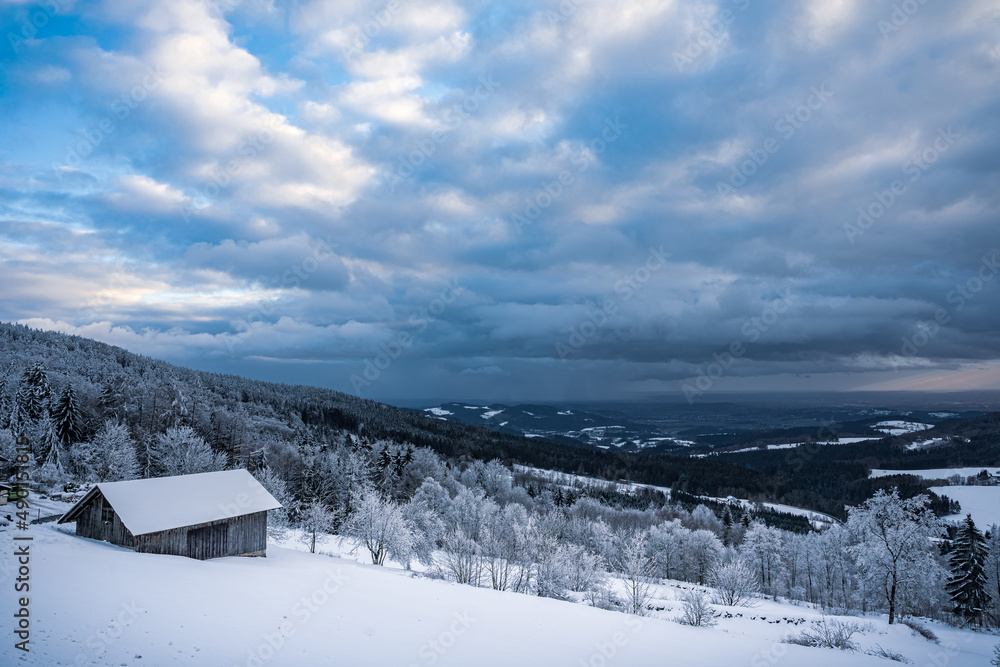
[74,492,135,548]
[133,511,268,559]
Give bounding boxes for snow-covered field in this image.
[929,485,1000,529]
[698,496,839,530]
[515,466,839,528]
[514,465,674,498]
[905,438,949,451]
[2,523,997,667]
[870,467,1000,481]
[873,421,933,436]
[721,436,881,454]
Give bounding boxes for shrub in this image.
[783,619,864,651]
[584,582,621,611]
[901,618,938,644]
[709,560,760,607]
[677,590,717,627]
[866,644,912,664]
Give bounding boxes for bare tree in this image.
[613,530,655,615]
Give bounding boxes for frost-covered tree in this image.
[345,491,414,566]
[986,525,1000,627]
[533,536,574,601]
[709,559,760,607]
[401,497,444,569]
[817,524,858,613]
[946,514,990,627]
[481,502,530,591]
[38,417,62,471]
[152,425,226,477]
[740,523,784,599]
[73,420,139,482]
[51,384,83,446]
[441,528,482,585]
[17,363,50,423]
[688,504,723,536]
[412,477,453,517]
[687,529,724,585]
[299,499,336,554]
[648,519,688,580]
[612,530,654,615]
[846,489,943,624]
[252,466,296,529]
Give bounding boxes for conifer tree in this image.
[946,514,991,627]
[18,363,51,421]
[52,384,83,445]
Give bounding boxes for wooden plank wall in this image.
[133,511,268,559]
[74,493,135,548]
[73,494,268,559]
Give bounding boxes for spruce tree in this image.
[98,381,120,417]
[52,384,82,445]
[20,363,51,421]
[946,514,991,627]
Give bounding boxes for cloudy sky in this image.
[1,0,999,403]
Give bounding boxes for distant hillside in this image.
[2,322,998,519]
[0,322,759,497]
[414,402,693,452]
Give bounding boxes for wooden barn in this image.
[58,469,282,560]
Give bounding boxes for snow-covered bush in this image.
[783,619,864,651]
[709,560,760,607]
[677,590,716,627]
[866,644,912,663]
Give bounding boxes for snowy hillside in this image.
[929,485,1000,529]
[870,467,1000,481]
[3,524,996,667]
[417,402,691,451]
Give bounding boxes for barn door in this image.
[187,523,229,559]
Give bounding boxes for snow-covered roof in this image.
[59,469,281,536]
